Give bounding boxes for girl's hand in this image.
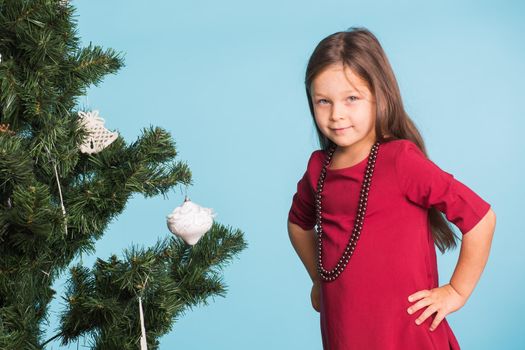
[406,283,467,331]
[311,279,321,313]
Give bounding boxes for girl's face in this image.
[310,63,377,155]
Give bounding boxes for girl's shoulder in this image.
[383,138,416,150]
[381,138,423,160]
[305,149,324,171]
[301,149,326,177]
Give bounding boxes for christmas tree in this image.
[0,1,247,349]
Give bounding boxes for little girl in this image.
[287,27,497,350]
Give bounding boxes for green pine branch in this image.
[58,223,247,349]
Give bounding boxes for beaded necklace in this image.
[315,141,381,282]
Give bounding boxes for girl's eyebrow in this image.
[313,89,360,96]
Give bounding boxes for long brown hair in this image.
[304,27,459,253]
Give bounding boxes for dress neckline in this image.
[326,151,370,172]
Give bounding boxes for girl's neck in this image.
[335,140,375,161]
[332,139,376,168]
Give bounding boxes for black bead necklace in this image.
[315,141,381,282]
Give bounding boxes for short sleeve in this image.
[395,140,491,235]
[288,152,317,231]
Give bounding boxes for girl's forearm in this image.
[287,220,320,283]
[449,208,496,300]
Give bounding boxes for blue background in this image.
[45,0,524,349]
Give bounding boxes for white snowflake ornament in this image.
[166,196,216,245]
[78,110,118,154]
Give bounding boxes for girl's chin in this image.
[329,138,368,148]
[330,140,354,147]
[328,135,355,142]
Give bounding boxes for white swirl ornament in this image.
[166,197,216,245]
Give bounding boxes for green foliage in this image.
[0,1,246,348]
[59,223,247,349]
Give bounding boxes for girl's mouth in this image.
[332,126,352,134]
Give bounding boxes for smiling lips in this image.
[331,126,352,132]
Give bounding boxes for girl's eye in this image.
[315,97,357,105]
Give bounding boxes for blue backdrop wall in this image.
[45,0,524,349]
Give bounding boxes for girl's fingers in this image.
[407,285,462,330]
[429,311,446,331]
[311,284,321,312]
[408,289,431,302]
[407,297,432,315]
[415,304,438,325]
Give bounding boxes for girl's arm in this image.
[407,208,497,331]
[287,220,320,283]
[449,207,497,300]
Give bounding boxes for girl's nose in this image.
[330,104,345,121]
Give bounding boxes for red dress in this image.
[288,139,491,350]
